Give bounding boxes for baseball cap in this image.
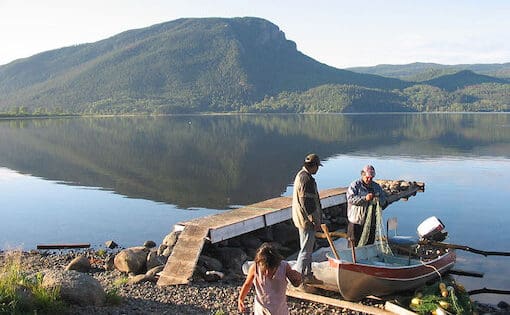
[304,153,323,166]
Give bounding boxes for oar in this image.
[468,288,510,296]
[315,231,348,239]
[320,224,340,260]
[419,240,510,257]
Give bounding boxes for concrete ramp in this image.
[157,224,209,286]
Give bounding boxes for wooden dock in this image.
[157,181,424,286]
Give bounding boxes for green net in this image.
[358,199,393,255]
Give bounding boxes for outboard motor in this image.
[417,216,448,242]
[414,216,449,259]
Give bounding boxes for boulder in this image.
[146,265,164,278]
[158,231,181,256]
[65,255,91,272]
[240,234,262,250]
[162,246,173,257]
[146,250,166,270]
[161,231,180,247]
[215,247,248,274]
[272,223,298,245]
[114,246,149,274]
[254,227,274,242]
[104,240,118,249]
[198,255,223,271]
[157,244,168,256]
[104,255,115,271]
[42,270,105,306]
[143,240,157,248]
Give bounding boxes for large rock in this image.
[240,234,263,250]
[114,246,149,274]
[146,265,164,278]
[161,231,180,247]
[42,270,105,306]
[65,255,91,272]
[198,255,223,271]
[272,222,298,245]
[216,247,248,274]
[158,231,181,256]
[146,249,166,270]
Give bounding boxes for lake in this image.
[0,113,509,304]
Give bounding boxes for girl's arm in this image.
[238,263,256,313]
[285,262,302,287]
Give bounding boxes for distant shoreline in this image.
[1,111,510,121]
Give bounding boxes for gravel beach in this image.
[3,250,507,315]
[2,250,363,315]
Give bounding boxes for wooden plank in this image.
[157,224,210,286]
[321,194,346,209]
[209,216,266,243]
[264,207,291,226]
[37,243,90,249]
[286,287,397,315]
[319,187,348,199]
[384,301,417,315]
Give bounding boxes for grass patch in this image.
[96,248,107,258]
[105,287,122,305]
[0,251,65,314]
[113,275,129,287]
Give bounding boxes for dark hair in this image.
[254,243,283,274]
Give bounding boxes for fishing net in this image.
[358,198,393,255]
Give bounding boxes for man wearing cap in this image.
[346,165,388,247]
[291,153,324,285]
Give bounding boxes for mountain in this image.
[0,17,408,114]
[347,62,510,81]
[422,70,507,91]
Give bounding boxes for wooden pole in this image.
[419,240,510,257]
[320,224,340,260]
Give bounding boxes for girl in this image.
[238,243,302,314]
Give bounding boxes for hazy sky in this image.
[1,0,509,68]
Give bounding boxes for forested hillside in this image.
[0,17,406,115]
[348,62,510,81]
[0,17,508,115]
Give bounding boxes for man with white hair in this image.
[346,165,388,247]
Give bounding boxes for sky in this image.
[1,0,509,68]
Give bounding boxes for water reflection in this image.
[0,114,509,208]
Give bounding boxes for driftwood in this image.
[37,243,90,249]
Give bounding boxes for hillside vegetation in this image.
[348,62,510,81]
[0,17,508,115]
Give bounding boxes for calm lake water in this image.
[0,113,509,304]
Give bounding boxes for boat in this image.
[304,216,456,301]
[322,242,456,301]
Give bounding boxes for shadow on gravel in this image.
[66,297,211,315]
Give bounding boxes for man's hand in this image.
[365,193,374,201]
